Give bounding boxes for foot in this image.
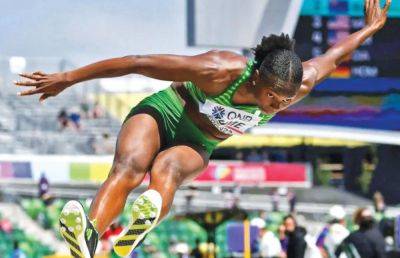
[59,200,98,258]
[113,190,162,257]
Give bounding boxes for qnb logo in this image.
[212,106,225,119]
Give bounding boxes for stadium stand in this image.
[0,77,120,155]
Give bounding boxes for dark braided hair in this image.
[252,33,303,97]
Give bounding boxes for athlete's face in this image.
[254,83,294,115]
[251,70,297,114]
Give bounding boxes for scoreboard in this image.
[294,0,400,78]
[301,0,400,17]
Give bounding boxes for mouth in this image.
[262,107,277,114]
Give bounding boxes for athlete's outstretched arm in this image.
[14,51,235,102]
[293,0,391,103]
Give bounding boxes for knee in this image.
[152,154,184,187]
[111,153,148,187]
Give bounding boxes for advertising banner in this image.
[0,155,311,188]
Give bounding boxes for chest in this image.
[198,98,261,135]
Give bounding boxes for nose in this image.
[270,100,281,110]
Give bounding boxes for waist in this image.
[173,84,231,141]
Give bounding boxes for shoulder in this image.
[288,62,318,105]
[347,231,361,241]
[195,50,248,95]
[301,61,318,88]
[202,50,244,61]
[199,50,247,72]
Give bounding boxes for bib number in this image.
[199,99,261,135]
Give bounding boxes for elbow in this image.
[121,55,145,73]
[121,55,141,64]
[326,47,346,67]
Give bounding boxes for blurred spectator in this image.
[87,134,97,154]
[142,241,166,258]
[169,238,190,258]
[190,239,203,258]
[316,205,349,258]
[261,149,270,162]
[92,133,115,154]
[0,216,13,234]
[38,173,49,199]
[224,186,240,209]
[272,189,280,212]
[101,222,123,252]
[270,150,288,162]
[279,224,288,255]
[235,150,244,161]
[10,241,27,258]
[336,207,386,258]
[246,150,263,162]
[57,108,69,130]
[102,222,123,241]
[38,173,54,206]
[283,215,307,258]
[185,186,198,212]
[80,100,90,119]
[287,190,297,214]
[252,218,283,258]
[102,133,115,154]
[92,101,104,119]
[374,192,386,215]
[69,107,81,130]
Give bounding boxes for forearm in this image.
[65,56,136,84]
[325,25,378,66]
[299,0,391,94]
[64,53,212,85]
[304,25,380,85]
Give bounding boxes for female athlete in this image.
[15,0,390,257]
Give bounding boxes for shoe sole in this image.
[59,200,91,258]
[113,190,162,257]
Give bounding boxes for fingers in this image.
[18,86,46,96]
[18,73,43,80]
[33,71,47,76]
[365,0,371,12]
[39,94,52,103]
[15,71,47,87]
[373,0,378,10]
[14,80,43,87]
[365,0,374,14]
[383,0,392,12]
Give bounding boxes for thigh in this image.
[150,144,209,185]
[113,112,161,174]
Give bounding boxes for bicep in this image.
[303,47,345,84]
[289,52,340,105]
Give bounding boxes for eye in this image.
[282,98,291,103]
[267,93,274,98]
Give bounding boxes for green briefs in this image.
[124,87,220,156]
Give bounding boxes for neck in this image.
[233,82,258,105]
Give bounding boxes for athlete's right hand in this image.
[364,0,391,31]
[14,71,73,103]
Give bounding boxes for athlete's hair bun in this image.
[251,33,303,97]
[252,33,295,68]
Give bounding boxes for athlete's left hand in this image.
[364,0,391,31]
[14,71,73,103]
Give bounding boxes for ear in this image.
[252,69,261,86]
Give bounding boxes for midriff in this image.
[172,82,231,141]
